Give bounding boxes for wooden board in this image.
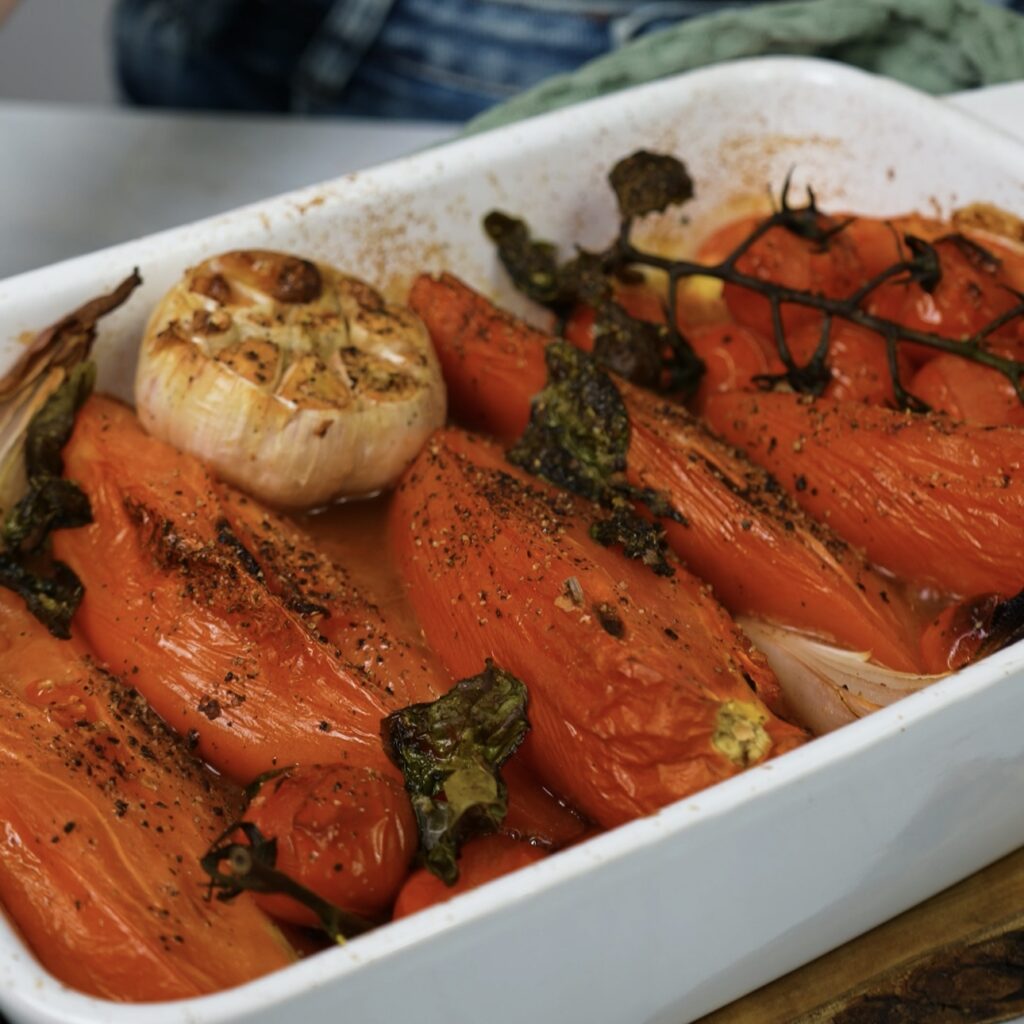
[702,847,1024,1023]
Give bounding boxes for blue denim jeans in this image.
[115,0,776,120]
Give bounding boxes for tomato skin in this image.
[688,322,780,411]
[393,835,546,920]
[216,476,591,853]
[919,596,1001,675]
[867,235,1021,363]
[624,381,923,673]
[564,303,597,352]
[0,590,294,1001]
[502,758,590,848]
[247,764,416,926]
[910,352,1024,426]
[784,318,908,406]
[408,275,548,443]
[616,281,668,324]
[55,396,394,783]
[714,216,864,338]
[697,215,764,270]
[840,217,904,279]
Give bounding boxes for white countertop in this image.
[0,104,455,280]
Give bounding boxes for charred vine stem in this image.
[201,821,374,943]
[487,152,1024,410]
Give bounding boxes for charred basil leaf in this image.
[589,506,674,578]
[0,362,98,637]
[591,301,668,390]
[2,477,92,555]
[0,556,84,640]
[509,341,629,503]
[25,360,95,478]
[608,150,694,220]
[483,211,568,307]
[381,662,529,885]
[509,341,679,577]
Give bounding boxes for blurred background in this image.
[0,0,117,103]
[1,0,1022,280]
[0,0,453,279]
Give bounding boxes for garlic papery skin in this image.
[135,250,447,509]
[738,617,945,736]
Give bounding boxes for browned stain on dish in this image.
[293,195,327,215]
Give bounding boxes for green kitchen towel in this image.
[467,0,1024,133]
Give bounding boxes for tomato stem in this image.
[487,151,1024,412]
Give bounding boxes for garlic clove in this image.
[739,617,945,736]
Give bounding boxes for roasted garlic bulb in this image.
[135,250,446,508]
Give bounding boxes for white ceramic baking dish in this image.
[2,56,1024,1024]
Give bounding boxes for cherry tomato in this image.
[246,763,415,927]
[785,318,908,406]
[909,351,1024,426]
[867,235,1021,364]
[696,215,760,265]
[687,322,780,411]
[705,215,863,338]
[392,835,546,920]
[840,216,905,279]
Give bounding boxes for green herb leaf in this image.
[509,341,630,503]
[25,361,95,479]
[590,300,670,390]
[483,211,567,307]
[381,662,529,885]
[0,362,97,636]
[2,477,91,555]
[608,151,694,220]
[589,506,675,578]
[0,556,84,639]
[508,341,679,576]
